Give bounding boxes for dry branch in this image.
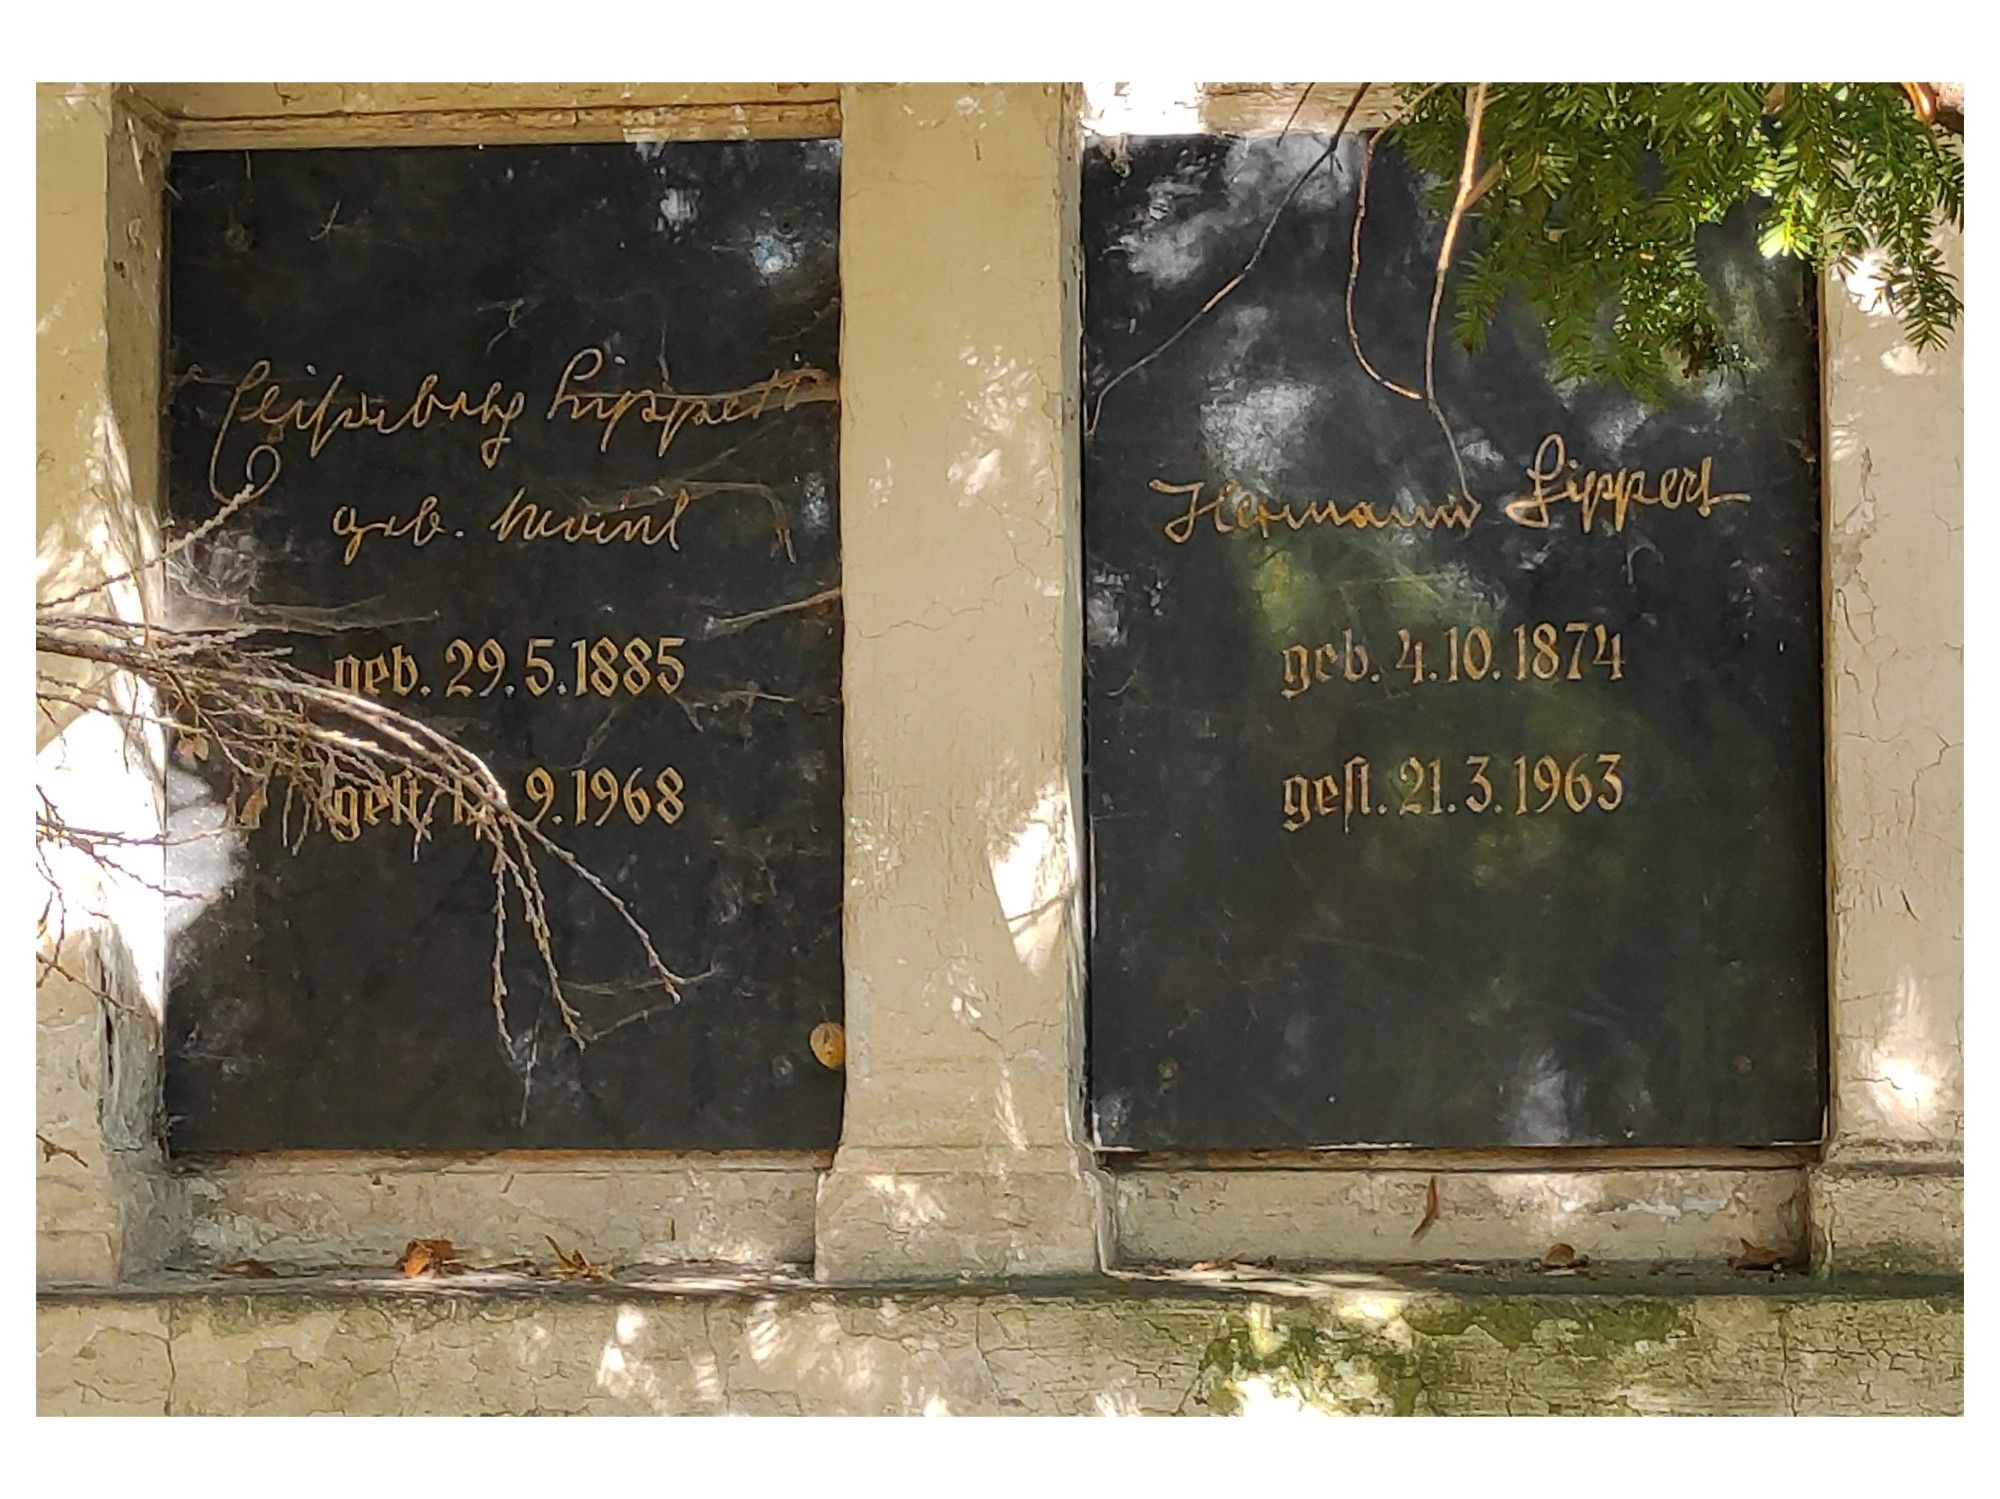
[1083,83,1373,437]
[35,559,684,1054]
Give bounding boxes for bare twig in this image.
[703,586,841,640]
[1421,83,1490,506]
[1274,82,1318,142]
[1345,82,1446,400]
[37,1134,88,1168]
[40,484,261,612]
[1342,81,1484,507]
[34,603,683,1054]
[1084,83,1373,436]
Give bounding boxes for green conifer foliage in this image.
[1389,84,1963,398]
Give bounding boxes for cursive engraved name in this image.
[545,347,837,459]
[1502,432,1750,534]
[209,360,527,503]
[1152,477,1482,545]
[487,487,694,549]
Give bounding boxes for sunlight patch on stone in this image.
[990,774,1075,975]
[1859,971,1944,1129]
[1080,82,1205,137]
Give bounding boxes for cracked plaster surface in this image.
[38,1274,1963,1416]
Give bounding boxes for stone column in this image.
[1810,235,1964,1274]
[814,84,1110,1280]
[36,84,183,1283]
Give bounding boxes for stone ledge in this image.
[38,1267,1962,1415]
[1114,1166,1809,1268]
[814,1153,1111,1282]
[1808,1161,1964,1275]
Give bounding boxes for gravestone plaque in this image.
[1083,132,1827,1150]
[163,141,843,1150]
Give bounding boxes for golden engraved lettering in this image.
[331,644,421,699]
[1279,621,1619,696]
[208,361,286,504]
[1280,645,1312,700]
[1282,750,1625,832]
[1280,755,1375,832]
[546,346,837,459]
[488,487,693,549]
[320,770,430,841]
[1503,433,1750,533]
[210,360,526,502]
[322,783,362,842]
[335,633,689,705]
[522,764,686,829]
[330,494,446,565]
[1155,476,1481,545]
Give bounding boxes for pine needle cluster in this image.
[1391,84,1964,397]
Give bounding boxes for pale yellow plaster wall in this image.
[180,1156,821,1270]
[829,83,1086,1154]
[32,82,1964,1292]
[36,83,181,1284]
[1821,238,1965,1160]
[36,86,154,711]
[129,83,839,147]
[813,83,1110,1280]
[1808,232,1964,1273]
[37,1275,1964,1415]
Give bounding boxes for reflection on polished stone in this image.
[1083,133,1826,1149]
[164,141,844,1150]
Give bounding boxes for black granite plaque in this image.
[163,141,843,1150]
[1083,132,1827,1150]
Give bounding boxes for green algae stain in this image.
[1195,1309,1428,1416]
[1403,1296,1687,1352]
[1196,1296,1696,1415]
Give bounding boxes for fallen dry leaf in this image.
[398,1237,463,1278]
[217,1258,278,1278]
[809,1020,846,1070]
[1412,1175,1441,1241]
[544,1235,609,1282]
[234,785,268,829]
[1732,1238,1789,1272]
